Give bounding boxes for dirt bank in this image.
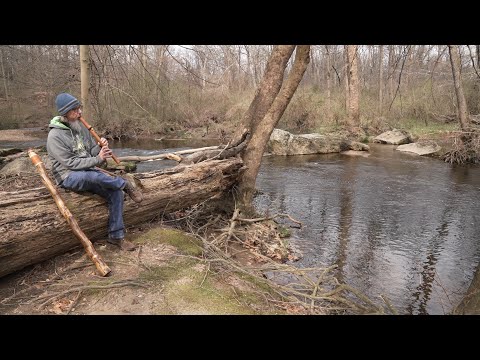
[0,225,285,315]
[0,128,47,142]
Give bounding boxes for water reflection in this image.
[406,181,455,315]
[454,260,480,314]
[336,156,356,284]
[254,144,480,314]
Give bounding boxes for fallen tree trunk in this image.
[0,157,244,278]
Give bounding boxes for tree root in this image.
[442,130,480,164]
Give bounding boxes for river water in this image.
[254,144,480,314]
[3,137,480,314]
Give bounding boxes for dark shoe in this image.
[123,177,143,203]
[107,238,137,251]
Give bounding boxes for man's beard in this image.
[67,119,83,133]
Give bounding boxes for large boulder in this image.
[396,141,441,156]
[288,134,343,155]
[267,129,369,155]
[267,129,293,155]
[374,129,412,145]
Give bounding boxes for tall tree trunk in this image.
[477,45,480,113]
[252,46,260,88]
[244,45,252,88]
[141,45,148,89]
[325,45,332,122]
[239,46,311,212]
[378,45,384,115]
[476,45,480,70]
[231,45,295,143]
[345,45,360,130]
[368,45,375,90]
[404,45,413,90]
[448,45,470,130]
[388,45,395,102]
[62,45,69,61]
[0,47,8,101]
[80,45,90,121]
[344,47,350,112]
[155,45,167,118]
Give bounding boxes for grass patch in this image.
[160,266,270,315]
[139,264,183,283]
[314,124,343,134]
[141,256,280,314]
[171,277,257,315]
[139,258,198,282]
[135,227,203,256]
[237,272,275,294]
[277,225,291,238]
[395,118,458,137]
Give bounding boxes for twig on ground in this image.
[36,279,147,308]
[66,291,82,315]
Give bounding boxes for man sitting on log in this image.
[46,92,143,251]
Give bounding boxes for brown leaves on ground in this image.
[49,298,73,314]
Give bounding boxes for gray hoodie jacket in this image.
[46,116,104,185]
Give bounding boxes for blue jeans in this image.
[61,169,127,240]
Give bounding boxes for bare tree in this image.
[238,45,311,212]
[387,45,395,102]
[233,46,295,141]
[378,45,384,115]
[0,47,8,100]
[477,45,480,69]
[80,45,90,120]
[325,45,333,122]
[345,45,360,130]
[448,45,470,130]
[141,45,148,89]
[344,47,350,112]
[5,44,479,141]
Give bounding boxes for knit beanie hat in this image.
[55,93,81,116]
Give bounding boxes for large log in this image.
[0,158,243,278]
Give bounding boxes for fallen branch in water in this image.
[181,130,249,164]
[118,146,219,162]
[237,213,303,228]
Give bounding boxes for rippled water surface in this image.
[254,144,480,314]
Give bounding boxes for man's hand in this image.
[98,146,113,161]
[99,137,109,148]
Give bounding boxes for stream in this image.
[3,136,480,314]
